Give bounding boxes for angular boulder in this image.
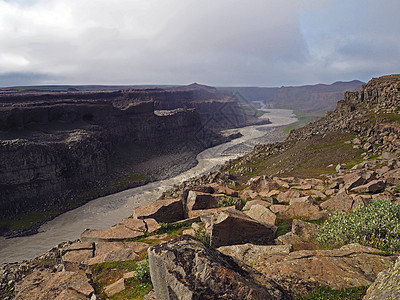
[244,204,276,225]
[242,199,272,211]
[210,208,277,247]
[320,190,354,213]
[280,202,325,221]
[185,191,221,217]
[134,198,184,223]
[276,190,304,204]
[148,235,289,300]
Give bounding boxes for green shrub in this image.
[134,259,151,284]
[316,200,400,252]
[218,196,237,207]
[194,227,210,246]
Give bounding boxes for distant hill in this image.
[220,80,364,114]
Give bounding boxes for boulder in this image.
[280,202,325,221]
[242,199,272,211]
[15,269,94,299]
[218,244,292,266]
[208,183,239,197]
[343,172,366,190]
[188,205,235,218]
[364,255,400,300]
[351,180,386,193]
[244,204,276,225]
[104,278,125,297]
[148,235,289,300]
[209,208,277,247]
[289,196,317,206]
[320,190,354,213]
[276,190,304,204]
[81,218,160,243]
[253,244,397,298]
[249,175,281,193]
[269,205,289,215]
[185,191,221,216]
[134,198,184,223]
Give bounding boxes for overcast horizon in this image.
[1,0,399,87]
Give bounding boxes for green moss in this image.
[0,210,61,232]
[298,286,368,300]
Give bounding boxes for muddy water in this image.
[0,109,296,264]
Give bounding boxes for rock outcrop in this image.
[148,235,289,300]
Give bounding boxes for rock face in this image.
[148,235,289,300]
[364,255,400,300]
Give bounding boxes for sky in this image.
[0,0,399,87]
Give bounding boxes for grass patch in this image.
[298,286,368,300]
[157,222,191,236]
[276,218,292,237]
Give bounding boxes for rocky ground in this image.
[2,75,400,299]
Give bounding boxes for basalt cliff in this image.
[0,84,253,235]
[2,75,400,299]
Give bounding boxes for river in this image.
[0,109,296,264]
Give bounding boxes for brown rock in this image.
[134,198,184,223]
[244,204,276,225]
[351,180,386,193]
[15,269,94,299]
[269,204,289,215]
[81,218,159,242]
[280,202,324,221]
[275,219,319,247]
[185,191,220,216]
[104,278,125,297]
[321,190,354,213]
[210,208,277,247]
[277,190,304,204]
[289,196,317,206]
[188,205,235,218]
[218,244,292,266]
[343,172,366,190]
[253,244,397,297]
[242,199,272,211]
[148,235,289,299]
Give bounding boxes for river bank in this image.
[0,109,296,264]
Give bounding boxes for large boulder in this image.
[364,255,400,299]
[148,235,289,300]
[134,198,184,223]
[280,202,325,221]
[276,190,304,204]
[253,244,397,297]
[275,219,319,248]
[210,208,277,247]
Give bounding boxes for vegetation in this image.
[194,227,211,246]
[317,200,400,252]
[276,218,292,237]
[298,286,368,300]
[218,196,238,207]
[283,111,324,134]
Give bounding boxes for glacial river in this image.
[0,109,296,264]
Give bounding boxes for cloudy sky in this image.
[0,0,399,87]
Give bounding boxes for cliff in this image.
[0,87,242,234]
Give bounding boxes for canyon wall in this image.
[0,86,242,225]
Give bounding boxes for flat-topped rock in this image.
[15,269,94,299]
[244,204,276,225]
[81,218,160,242]
[320,189,354,213]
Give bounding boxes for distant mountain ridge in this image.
[220,80,364,113]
